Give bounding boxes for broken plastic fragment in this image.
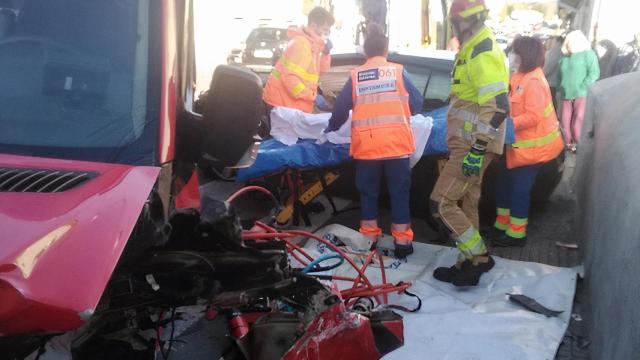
[555,241,579,249]
[507,293,563,317]
[146,274,160,291]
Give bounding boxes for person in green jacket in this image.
[559,30,600,152]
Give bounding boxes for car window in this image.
[402,65,451,111]
[422,71,451,111]
[425,71,451,103]
[403,65,429,97]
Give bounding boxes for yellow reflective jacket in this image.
[448,26,510,154]
[263,26,331,113]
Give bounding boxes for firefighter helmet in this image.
[449,0,487,19]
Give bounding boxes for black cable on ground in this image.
[386,289,422,313]
[159,307,177,360]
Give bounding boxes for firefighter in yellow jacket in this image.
[263,7,334,113]
[431,0,510,286]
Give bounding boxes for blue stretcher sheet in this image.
[236,139,350,182]
[236,107,514,182]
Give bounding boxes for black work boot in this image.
[451,256,495,286]
[491,234,527,247]
[394,242,414,259]
[433,256,495,286]
[433,261,463,283]
[482,227,506,242]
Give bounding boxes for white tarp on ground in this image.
[269,107,433,167]
[306,225,577,360]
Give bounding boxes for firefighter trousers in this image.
[430,138,494,258]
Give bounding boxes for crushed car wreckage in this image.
[0,1,414,358]
[2,188,413,359]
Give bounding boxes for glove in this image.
[323,39,333,55]
[462,142,487,177]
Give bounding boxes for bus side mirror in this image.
[199,65,262,176]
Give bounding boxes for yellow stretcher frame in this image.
[276,170,340,226]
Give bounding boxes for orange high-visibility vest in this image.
[263,26,330,113]
[507,67,564,169]
[350,57,415,160]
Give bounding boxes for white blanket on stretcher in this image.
[269,106,433,168]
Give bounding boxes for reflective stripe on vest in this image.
[352,115,408,129]
[512,128,560,148]
[280,56,320,83]
[271,68,308,97]
[516,101,558,145]
[451,27,509,105]
[506,68,563,169]
[349,58,415,159]
[354,92,409,106]
[543,102,554,118]
[291,82,306,96]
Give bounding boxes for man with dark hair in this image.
[430,0,510,286]
[324,25,424,259]
[262,7,335,113]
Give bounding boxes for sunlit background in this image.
[194,0,639,92]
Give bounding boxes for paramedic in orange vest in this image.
[324,25,424,258]
[487,36,564,247]
[262,7,334,113]
[431,0,510,286]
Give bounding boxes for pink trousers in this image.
[561,97,587,145]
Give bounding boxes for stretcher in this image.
[235,107,514,226]
[235,107,449,227]
[237,107,449,182]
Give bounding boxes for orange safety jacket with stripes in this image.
[507,67,564,169]
[349,57,415,160]
[262,26,330,113]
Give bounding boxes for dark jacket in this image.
[597,40,619,80]
[613,41,640,76]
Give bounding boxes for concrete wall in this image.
[573,72,640,359]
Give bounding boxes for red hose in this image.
[243,228,409,305]
[226,185,278,204]
[232,186,411,306]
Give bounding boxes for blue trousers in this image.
[495,157,542,219]
[355,158,411,224]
